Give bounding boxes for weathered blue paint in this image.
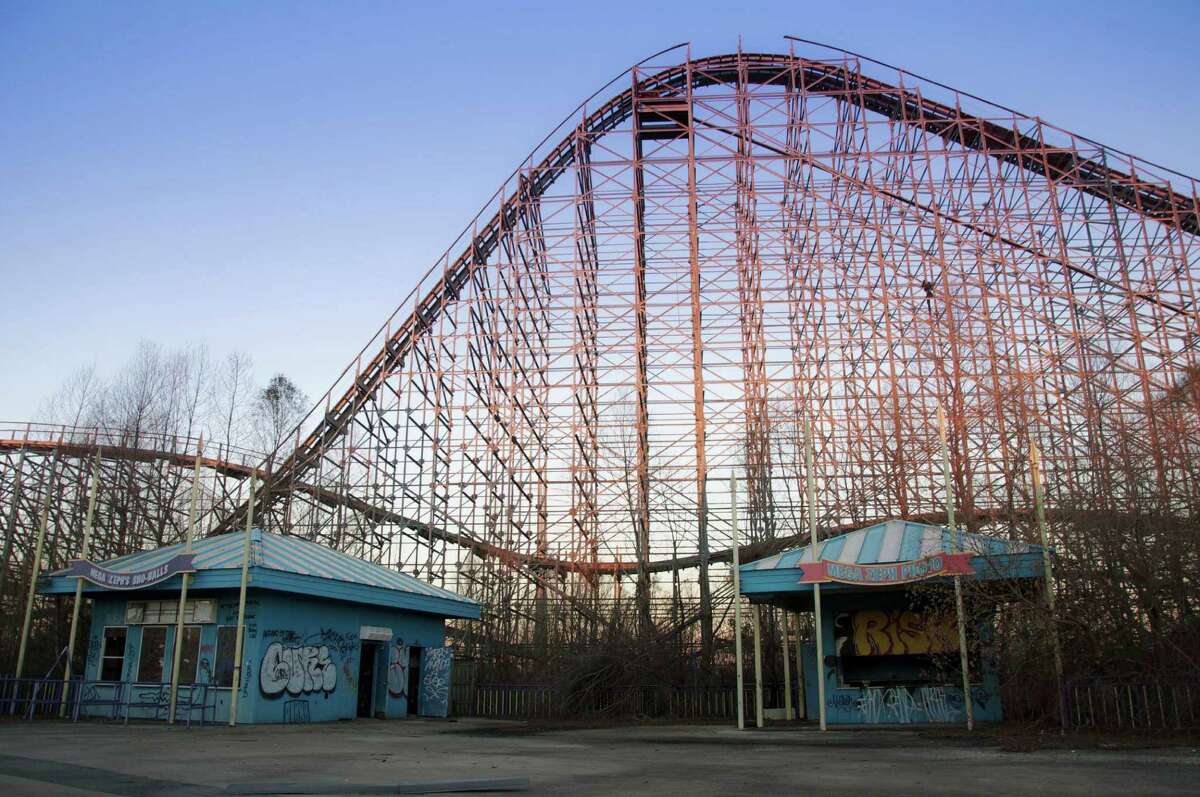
[742,519,1031,726]
[795,590,1003,725]
[45,529,476,724]
[76,587,453,724]
[417,646,453,717]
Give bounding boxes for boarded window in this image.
[214,626,238,688]
[125,599,216,625]
[178,626,202,685]
[137,626,167,682]
[100,627,127,681]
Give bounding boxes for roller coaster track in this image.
[0,428,1037,577]
[213,48,1200,537]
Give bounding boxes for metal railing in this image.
[0,676,82,719]
[451,682,791,721]
[0,676,215,726]
[1065,680,1199,731]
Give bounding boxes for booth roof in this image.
[39,529,480,619]
[741,519,1040,573]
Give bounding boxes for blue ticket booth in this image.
[38,529,480,724]
[740,520,1046,725]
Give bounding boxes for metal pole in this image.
[168,437,203,724]
[228,475,255,727]
[16,476,54,678]
[60,448,101,717]
[781,607,792,720]
[730,473,744,730]
[1030,441,1067,730]
[939,404,974,731]
[805,421,826,730]
[752,604,764,727]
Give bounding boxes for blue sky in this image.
[3,0,1198,421]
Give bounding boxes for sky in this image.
[3,0,1199,423]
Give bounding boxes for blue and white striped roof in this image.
[742,519,1035,572]
[43,529,479,618]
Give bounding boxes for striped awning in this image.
[742,519,1036,572]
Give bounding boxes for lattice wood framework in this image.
[3,45,1199,674]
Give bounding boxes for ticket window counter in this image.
[741,519,1046,726]
[796,593,999,725]
[38,528,481,724]
[833,605,980,689]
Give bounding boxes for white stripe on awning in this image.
[837,531,867,564]
[877,522,905,562]
[919,529,944,557]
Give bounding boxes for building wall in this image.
[81,587,449,724]
[799,590,1003,725]
[246,590,447,724]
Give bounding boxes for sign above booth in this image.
[359,625,394,642]
[62,553,196,590]
[797,552,973,586]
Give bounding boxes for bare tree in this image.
[250,374,309,457]
[212,351,255,449]
[38,341,261,453]
[39,365,101,431]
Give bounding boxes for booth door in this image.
[416,646,452,717]
[357,642,379,718]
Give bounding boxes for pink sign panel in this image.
[797,552,973,585]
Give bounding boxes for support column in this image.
[793,612,806,720]
[228,476,256,727]
[0,449,27,602]
[16,477,54,678]
[730,473,744,730]
[939,404,974,731]
[752,604,764,728]
[61,449,101,716]
[780,607,792,719]
[629,71,653,637]
[1031,441,1067,730]
[805,422,826,730]
[168,438,203,724]
[683,58,714,672]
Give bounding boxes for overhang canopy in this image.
[38,529,481,620]
[739,520,1045,607]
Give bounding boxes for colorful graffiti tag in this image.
[836,610,957,656]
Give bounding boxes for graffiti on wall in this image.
[387,641,409,699]
[283,699,311,724]
[417,646,452,717]
[847,686,955,724]
[834,610,957,656]
[316,628,357,658]
[260,641,337,697]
